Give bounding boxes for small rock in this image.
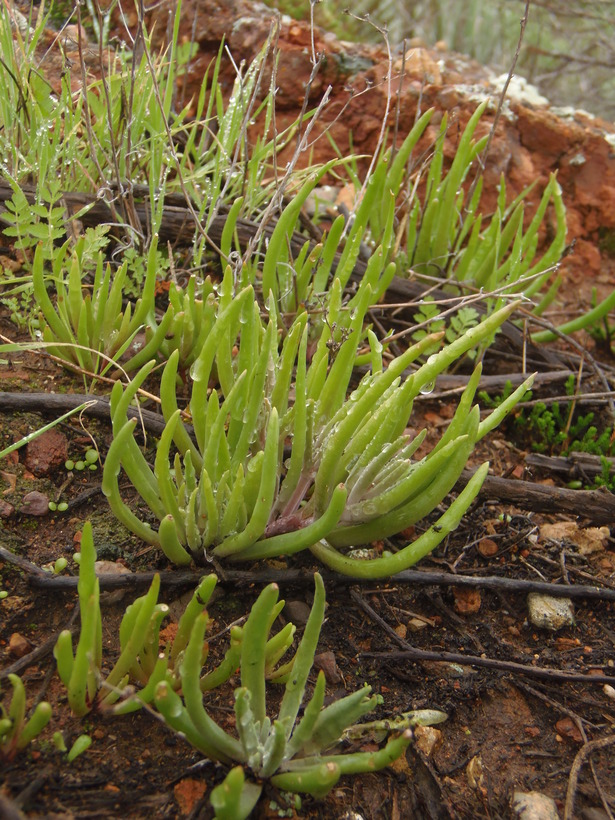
[423,660,476,678]
[477,538,498,557]
[19,491,49,516]
[9,632,32,658]
[173,778,207,816]
[24,429,68,476]
[394,623,407,640]
[528,593,575,631]
[408,617,429,632]
[453,587,481,615]
[555,717,583,743]
[283,600,311,626]
[0,469,17,492]
[0,499,14,518]
[540,521,609,555]
[414,725,442,757]
[95,561,133,604]
[314,651,343,684]
[512,790,559,820]
[94,560,131,575]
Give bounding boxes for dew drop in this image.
[419,380,435,396]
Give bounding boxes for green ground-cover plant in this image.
[52,730,93,762]
[592,457,615,493]
[31,236,162,379]
[332,99,567,303]
[0,674,52,760]
[482,375,615,490]
[53,522,221,715]
[0,2,313,325]
[54,523,308,717]
[51,526,415,816]
[517,400,614,458]
[102,258,533,574]
[514,376,615,461]
[328,99,612,354]
[401,101,567,312]
[155,573,413,817]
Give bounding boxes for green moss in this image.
[598,227,615,258]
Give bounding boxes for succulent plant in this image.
[155,574,413,818]
[0,674,52,759]
[53,523,303,716]
[102,263,532,573]
[32,236,163,379]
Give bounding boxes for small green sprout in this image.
[85,449,99,468]
[32,236,163,380]
[155,574,413,817]
[66,449,98,472]
[54,523,238,716]
[42,557,68,573]
[67,734,92,762]
[0,674,52,759]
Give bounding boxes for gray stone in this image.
[512,790,560,820]
[527,593,575,631]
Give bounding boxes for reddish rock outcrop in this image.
[138,0,615,306]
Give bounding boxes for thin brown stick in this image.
[515,680,599,730]
[0,609,79,680]
[456,467,615,526]
[564,734,615,820]
[0,391,179,438]
[518,680,615,819]
[4,546,615,602]
[352,590,615,686]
